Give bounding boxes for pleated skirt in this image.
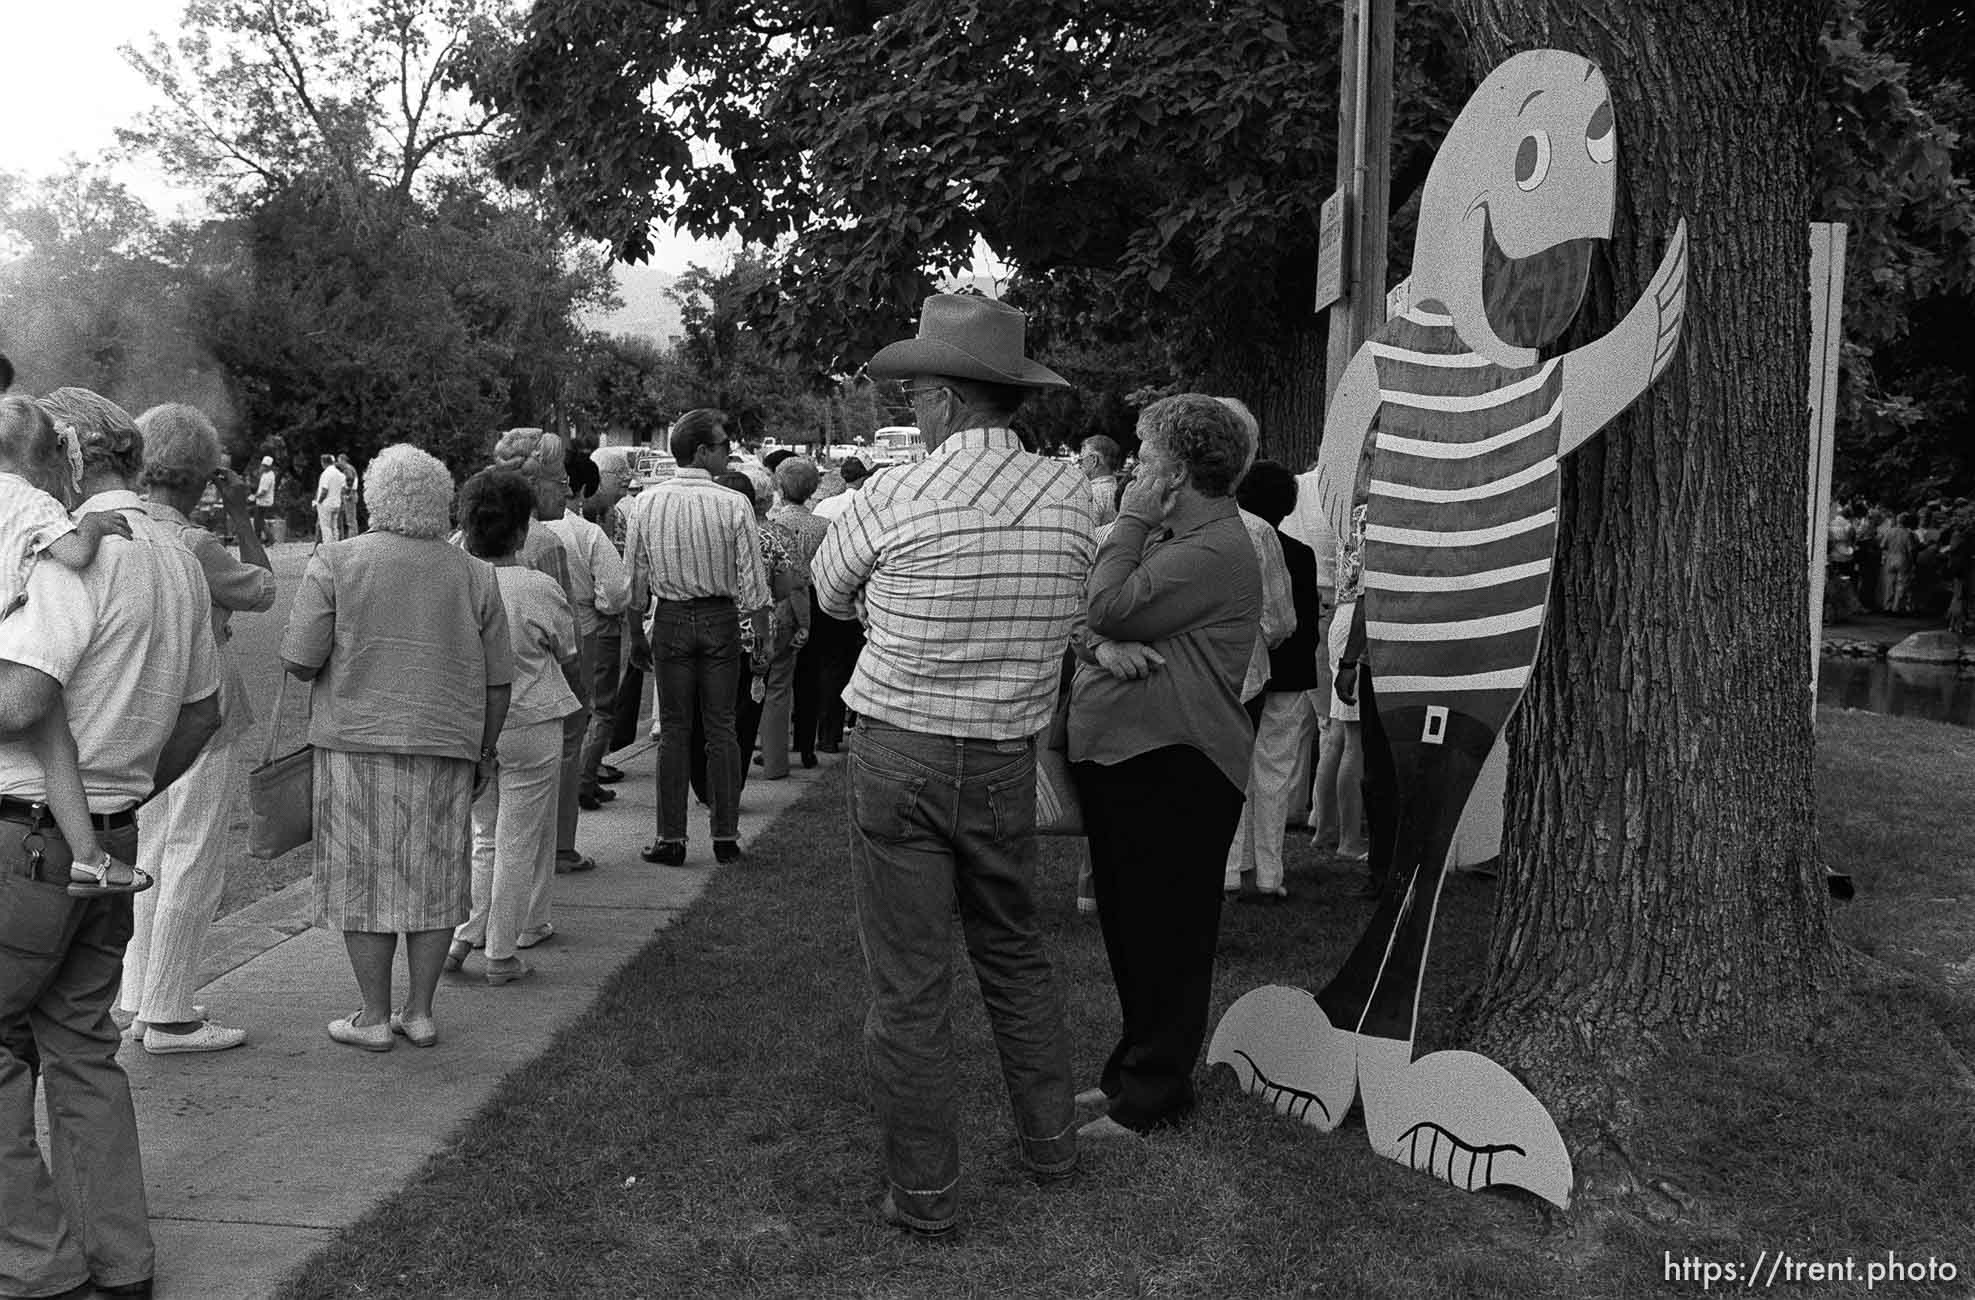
[312,747,474,932]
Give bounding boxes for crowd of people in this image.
[0,290,1385,1294]
[1826,496,1975,628]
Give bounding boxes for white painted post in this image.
[1808,223,1847,723]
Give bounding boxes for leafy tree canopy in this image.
[122,0,512,209]
[106,0,616,476]
[471,0,1463,390]
[1818,0,1975,502]
[478,0,1975,492]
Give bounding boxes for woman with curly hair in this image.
[1068,393,1263,1138]
[281,444,514,1050]
[448,469,579,986]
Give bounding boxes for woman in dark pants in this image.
[1068,394,1263,1138]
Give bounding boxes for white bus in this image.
[870,426,927,464]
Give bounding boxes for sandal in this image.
[68,853,155,898]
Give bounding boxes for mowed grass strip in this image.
[278,709,1975,1299]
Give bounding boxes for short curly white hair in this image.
[363,443,455,539]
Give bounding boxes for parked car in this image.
[629,447,675,490]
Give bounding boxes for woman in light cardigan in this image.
[1068,394,1262,1137]
[282,445,512,1051]
[449,469,580,987]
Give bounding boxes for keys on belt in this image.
[3,799,55,882]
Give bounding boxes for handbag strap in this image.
[264,670,311,765]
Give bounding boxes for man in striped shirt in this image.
[812,294,1095,1237]
[622,409,770,867]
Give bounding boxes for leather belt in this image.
[0,796,138,833]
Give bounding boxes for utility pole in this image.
[1322,0,1395,403]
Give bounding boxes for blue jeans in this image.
[652,598,743,842]
[845,719,1078,1230]
[0,816,153,1297]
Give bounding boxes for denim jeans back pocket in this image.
[984,750,1039,844]
[847,748,928,845]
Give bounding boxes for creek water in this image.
[1818,655,1975,728]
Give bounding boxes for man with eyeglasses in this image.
[623,409,770,866]
[812,294,1096,1236]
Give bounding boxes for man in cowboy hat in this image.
[812,293,1097,1236]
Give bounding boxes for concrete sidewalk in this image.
[106,739,832,1299]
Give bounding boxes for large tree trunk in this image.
[1456,0,1838,1161]
[1204,316,1330,470]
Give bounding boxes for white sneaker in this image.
[143,1020,248,1054]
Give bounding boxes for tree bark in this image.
[1454,0,1839,1154]
[1205,315,1330,470]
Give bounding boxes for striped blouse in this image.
[1360,304,1563,738]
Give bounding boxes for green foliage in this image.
[1815,0,1975,502]
[665,251,827,443]
[563,332,685,443]
[474,0,1462,395]
[96,0,615,476]
[120,0,511,209]
[186,177,612,473]
[0,163,235,430]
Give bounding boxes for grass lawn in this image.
[277,708,1975,1299]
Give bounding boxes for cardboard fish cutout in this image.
[1208,49,1686,1211]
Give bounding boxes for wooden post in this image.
[1322,0,1395,404]
[1322,0,1362,404]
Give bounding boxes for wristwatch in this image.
[478,745,498,763]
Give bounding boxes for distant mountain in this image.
[584,262,684,346]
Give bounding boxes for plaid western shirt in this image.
[812,427,1097,740]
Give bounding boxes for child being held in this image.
[0,394,145,895]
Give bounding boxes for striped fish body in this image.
[1315,310,1565,1045]
[1362,307,1562,749]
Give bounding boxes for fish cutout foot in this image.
[1206,985,1358,1132]
[1357,1038,1575,1209]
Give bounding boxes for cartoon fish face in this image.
[1414,51,1620,365]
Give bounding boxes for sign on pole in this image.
[1313,190,1349,313]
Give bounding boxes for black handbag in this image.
[247,673,313,859]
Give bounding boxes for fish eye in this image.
[1515,130,1551,191]
[1586,102,1615,164]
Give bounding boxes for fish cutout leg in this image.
[1318,696,1492,1044]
